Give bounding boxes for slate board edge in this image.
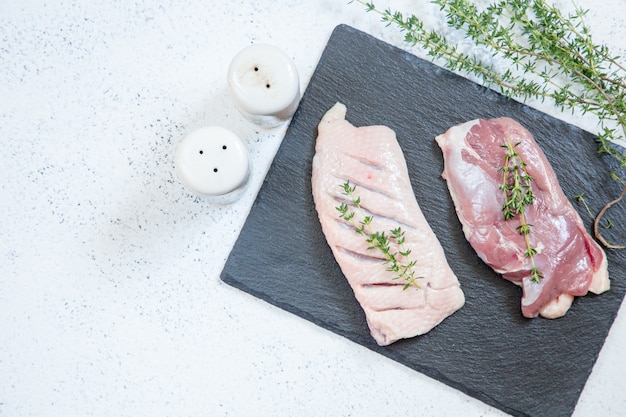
[220,272,528,416]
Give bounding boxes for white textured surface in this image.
[1,1,625,416]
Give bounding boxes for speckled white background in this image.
[1,1,625,416]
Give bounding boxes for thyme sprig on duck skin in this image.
[500,137,543,282]
[336,180,423,290]
[351,0,625,248]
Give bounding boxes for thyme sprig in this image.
[352,0,625,248]
[574,192,594,219]
[500,137,543,282]
[336,180,423,290]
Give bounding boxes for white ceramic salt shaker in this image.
[227,44,300,128]
[175,126,251,204]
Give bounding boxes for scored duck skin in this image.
[311,102,464,346]
[435,117,609,318]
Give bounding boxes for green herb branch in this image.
[336,180,423,290]
[574,192,594,218]
[500,137,543,282]
[352,0,625,248]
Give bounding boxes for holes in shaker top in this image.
[197,145,229,173]
[199,145,227,154]
[252,65,270,88]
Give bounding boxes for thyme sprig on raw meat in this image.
[351,0,625,248]
[336,180,423,290]
[501,138,543,283]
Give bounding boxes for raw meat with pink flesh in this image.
[311,102,464,346]
[435,117,609,318]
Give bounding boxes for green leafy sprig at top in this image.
[351,0,626,248]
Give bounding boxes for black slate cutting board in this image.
[221,25,626,417]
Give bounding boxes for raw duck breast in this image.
[435,117,609,319]
[311,102,464,346]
